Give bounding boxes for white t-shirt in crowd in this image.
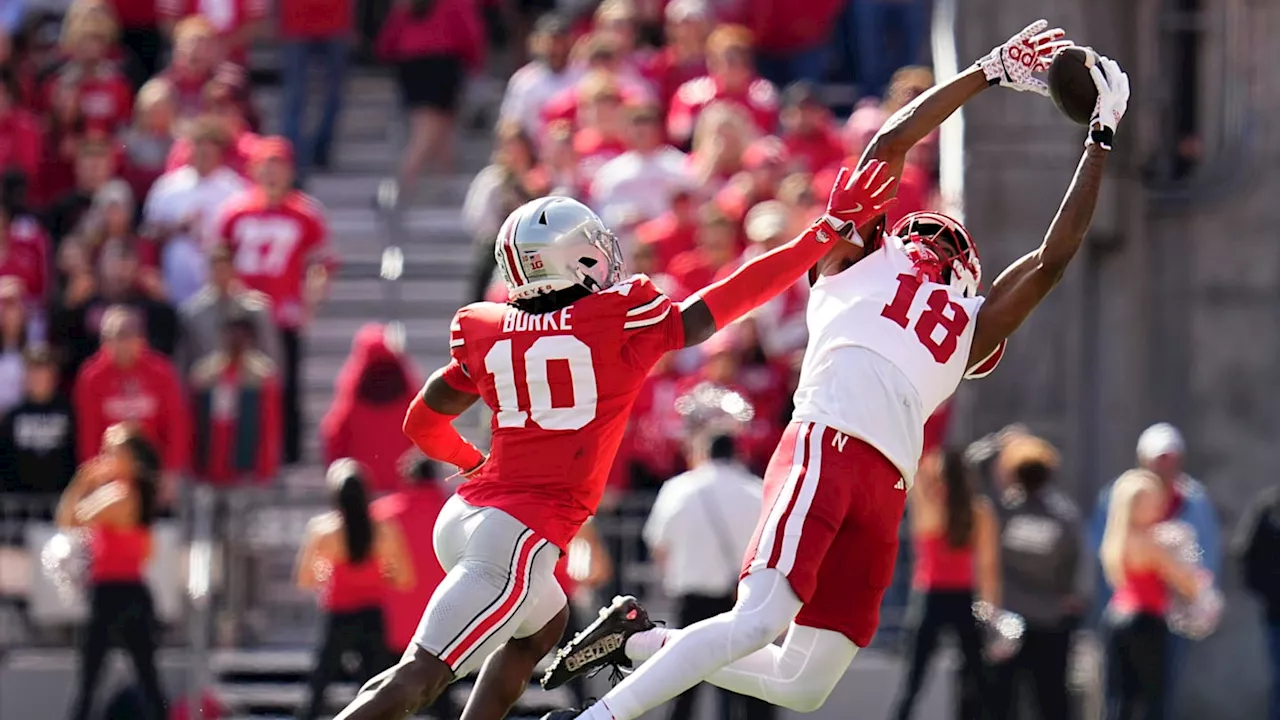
[589,147,691,230]
[143,165,249,304]
[644,460,763,598]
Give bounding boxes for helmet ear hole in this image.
[579,257,598,267]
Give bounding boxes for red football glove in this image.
[819,160,899,246]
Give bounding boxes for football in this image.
[1047,46,1103,125]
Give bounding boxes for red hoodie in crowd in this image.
[320,324,422,493]
[74,348,190,472]
[742,0,846,55]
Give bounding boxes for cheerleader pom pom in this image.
[41,530,88,602]
[974,601,1026,663]
[1168,571,1224,640]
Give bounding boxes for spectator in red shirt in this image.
[371,454,451,654]
[189,311,281,486]
[72,305,189,501]
[572,72,629,183]
[320,323,421,493]
[0,68,43,189]
[667,204,736,300]
[0,206,49,309]
[161,17,219,121]
[634,187,698,270]
[641,0,710,111]
[667,24,778,148]
[376,0,485,203]
[159,0,268,66]
[278,0,354,177]
[46,8,134,134]
[216,136,334,464]
[778,81,842,175]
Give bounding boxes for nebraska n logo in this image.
[831,432,849,453]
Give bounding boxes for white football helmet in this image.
[891,211,982,297]
[494,197,625,301]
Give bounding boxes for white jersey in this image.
[791,237,1003,485]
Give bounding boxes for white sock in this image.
[588,571,801,720]
[624,627,677,663]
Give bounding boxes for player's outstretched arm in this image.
[861,20,1070,184]
[402,367,486,476]
[970,56,1130,365]
[679,162,898,346]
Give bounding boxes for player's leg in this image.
[460,579,571,720]
[570,422,847,720]
[334,500,557,720]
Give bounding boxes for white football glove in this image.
[1086,55,1130,151]
[977,19,1072,96]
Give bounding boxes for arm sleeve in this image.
[693,222,838,329]
[402,392,484,472]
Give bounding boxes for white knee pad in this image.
[726,570,803,655]
[706,623,857,713]
[765,625,857,712]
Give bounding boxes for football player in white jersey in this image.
[539,21,1130,720]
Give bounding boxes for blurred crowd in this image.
[464,0,946,495]
[0,0,344,511]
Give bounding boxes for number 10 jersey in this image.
[791,236,1002,488]
[444,274,686,549]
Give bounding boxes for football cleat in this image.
[541,595,655,690]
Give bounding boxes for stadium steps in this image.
[207,64,497,717]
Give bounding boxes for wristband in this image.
[1087,123,1114,151]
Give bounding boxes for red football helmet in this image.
[890,211,982,298]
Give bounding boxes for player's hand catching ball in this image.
[819,160,898,246]
[978,19,1072,96]
[1086,56,1130,151]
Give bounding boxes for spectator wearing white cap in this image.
[498,13,580,141]
[589,102,691,231]
[1087,422,1221,714]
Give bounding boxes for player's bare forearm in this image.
[860,67,990,179]
[971,144,1109,363]
[679,223,838,346]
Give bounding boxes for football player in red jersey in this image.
[328,160,899,720]
[215,136,335,464]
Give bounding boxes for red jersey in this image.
[0,216,49,303]
[43,64,134,133]
[447,274,686,549]
[217,188,334,328]
[667,76,779,146]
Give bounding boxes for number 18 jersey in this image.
[791,237,1003,487]
[445,274,686,549]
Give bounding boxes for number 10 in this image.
[484,336,599,431]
